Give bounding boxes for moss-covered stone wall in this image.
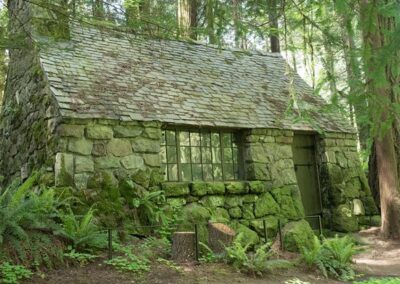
[53,119,163,191]
[0,0,59,186]
[317,132,378,232]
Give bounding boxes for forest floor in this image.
[25,227,400,284]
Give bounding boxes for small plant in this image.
[198,242,220,263]
[225,233,273,276]
[63,248,98,266]
[301,235,359,281]
[0,262,33,284]
[105,245,150,274]
[353,278,400,284]
[59,207,107,252]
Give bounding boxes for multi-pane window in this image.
[161,129,241,181]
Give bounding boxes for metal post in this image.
[194,224,199,262]
[278,219,283,251]
[108,229,113,260]
[263,219,268,243]
[318,215,323,237]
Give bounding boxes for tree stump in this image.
[171,231,197,263]
[208,222,235,254]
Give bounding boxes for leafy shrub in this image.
[0,262,33,284]
[58,207,107,252]
[0,174,64,268]
[63,248,98,267]
[199,242,221,263]
[225,233,273,276]
[301,235,359,280]
[105,244,150,274]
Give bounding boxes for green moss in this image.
[224,196,243,208]
[228,207,242,218]
[254,193,280,217]
[200,195,225,208]
[162,182,190,197]
[231,222,259,246]
[250,216,278,238]
[225,181,248,194]
[332,204,359,232]
[191,182,208,196]
[282,219,315,252]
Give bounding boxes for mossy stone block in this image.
[166,198,187,208]
[107,139,132,157]
[254,193,280,217]
[207,182,225,194]
[243,194,258,203]
[200,195,225,208]
[231,223,259,246]
[224,196,243,208]
[120,154,145,170]
[282,219,315,252]
[55,153,74,187]
[68,139,93,155]
[75,156,94,173]
[86,125,113,140]
[225,181,248,194]
[162,182,190,197]
[58,124,84,138]
[250,216,278,237]
[114,125,143,138]
[229,207,242,219]
[332,204,359,232]
[213,207,230,222]
[191,182,208,196]
[132,137,160,153]
[144,127,161,140]
[143,154,160,167]
[94,156,120,169]
[249,180,267,193]
[242,203,255,219]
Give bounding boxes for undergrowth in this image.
[301,235,359,281]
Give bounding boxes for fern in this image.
[59,207,107,252]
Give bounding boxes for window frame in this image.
[161,127,244,182]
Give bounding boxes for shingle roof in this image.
[38,24,354,133]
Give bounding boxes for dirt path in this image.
[353,227,400,277]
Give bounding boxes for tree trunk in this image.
[360,0,400,239]
[267,0,280,52]
[171,232,197,262]
[206,0,216,44]
[92,0,105,19]
[177,0,190,38]
[208,222,235,254]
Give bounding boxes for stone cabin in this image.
[0,1,378,242]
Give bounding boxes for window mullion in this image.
[220,131,225,181]
[175,129,182,181]
[199,131,204,180]
[189,131,193,181]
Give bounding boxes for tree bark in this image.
[360,0,400,239]
[177,0,198,39]
[206,0,216,44]
[92,0,105,19]
[171,232,197,262]
[208,222,235,254]
[267,0,280,52]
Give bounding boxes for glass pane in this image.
[223,163,234,180]
[212,147,221,163]
[233,148,238,163]
[223,148,233,162]
[213,164,223,180]
[203,164,213,180]
[191,132,201,146]
[168,164,178,181]
[211,133,220,147]
[234,164,239,179]
[161,131,166,146]
[161,146,167,163]
[167,146,177,163]
[162,164,168,181]
[221,133,232,147]
[181,164,192,181]
[201,133,211,147]
[202,148,212,163]
[166,130,176,145]
[180,146,191,163]
[179,132,190,146]
[191,147,201,163]
[192,164,203,181]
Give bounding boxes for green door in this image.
[292,134,322,216]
